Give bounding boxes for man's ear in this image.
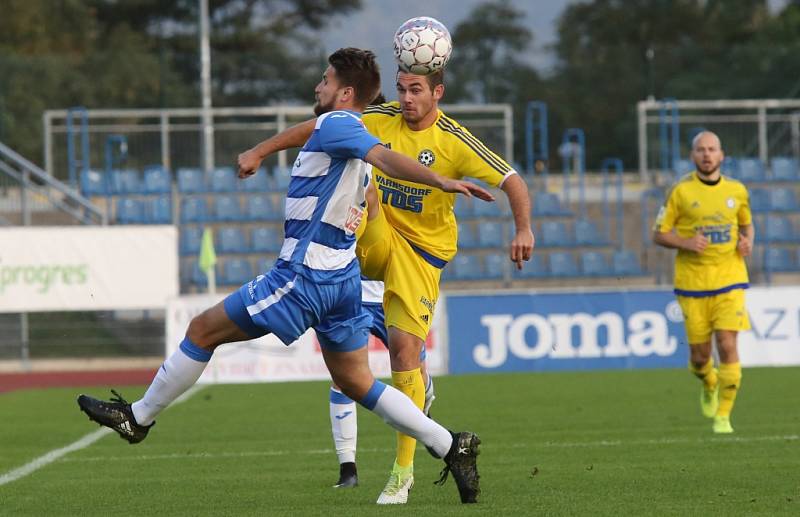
[433,83,444,101]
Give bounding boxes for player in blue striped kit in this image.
[77,48,487,504]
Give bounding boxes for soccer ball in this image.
[393,16,452,75]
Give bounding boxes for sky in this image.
[320,1,572,97]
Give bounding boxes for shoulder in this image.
[665,173,694,200]
[363,101,402,118]
[316,110,363,129]
[722,175,747,191]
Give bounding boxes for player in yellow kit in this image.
[653,131,754,434]
[239,68,534,503]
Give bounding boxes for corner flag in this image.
[199,227,217,294]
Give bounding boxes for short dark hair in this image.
[369,92,387,105]
[328,48,381,108]
[396,67,445,91]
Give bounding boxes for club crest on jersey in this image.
[418,149,436,167]
[726,197,735,208]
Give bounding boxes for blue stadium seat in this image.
[454,196,474,218]
[482,252,506,280]
[541,221,573,248]
[764,247,795,272]
[764,216,796,243]
[612,250,643,276]
[457,222,478,248]
[549,251,578,277]
[115,198,145,224]
[177,168,207,193]
[673,159,693,176]
[240,167,271,192]
[770,189,798,212]
[180,196,208,223]
[108,169,141,195]
[452,254,482,280]
[246,194,279,221]
[250,227,283,253]
[81,169,107,196]
[190,261,218,286]
[581,251,610,277]
[477,221,505,248]
[209,167,237,192]
[574,219,610,246]
[217,227,248,254]
[221,258,254,285]
[533,192,571,217]
[273,167,292,191]
[213,195,243,221]
[722,157,739,178]
[737,158,766,183]
[749,188,770,213]
[142,165,172,194]
[771,157,799,182]
[179,226,204,256]
[145,194,173,224]
[473,198,508,218]
[513,254,548,279]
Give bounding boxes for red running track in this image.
[0,369,158,394]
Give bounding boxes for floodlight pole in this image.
[199,0,214,173]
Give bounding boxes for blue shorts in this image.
[224,265,372,352]
[362,301,426,361]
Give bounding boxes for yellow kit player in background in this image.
[653,131,754,434]
[239,68,534,503]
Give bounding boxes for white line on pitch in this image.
[0,385,204,487]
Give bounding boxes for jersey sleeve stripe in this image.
[436,119,510,175]
[437,116,512,173]
[364,105,401,116]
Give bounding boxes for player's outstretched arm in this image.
[237,119,316,178]
[364,145,495,201]
[501,174,534,269]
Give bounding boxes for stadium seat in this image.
[213,195,243,221]
[272,167,292,191]
[250,227,283,253]
[513,254,548,279]
[477,221,505,248]
[473,197,508,218]
[737,158,766,183]
[612,250,643,276]
[749,188,770,213]
[482,252,506,280]
[541,221,573,248]
[142,165,172,194]
[246,194,279,221]
[770,189,798,212]
[180,196,208,223]
[673,159,693,176]
[581,251,610,277]
[457,222,478,248]
[221,258,254,285]
[452,254,482,280]
[240,167,271,192]
[80,169,107,196]
[217,227,248,254]
[209,166,237,192]
[549,251,578,277]
[454,196,473,218]
[115,198,145,224]
[533,192,571,217]
[177,168,207,193]
[763,216,796,243]
[764,247,795,272]
[190,261,218,286]
[722,157,739,178]
[145,194,172,224]
[179,226,204,256]
[574,219,610,246]
[771,157,799,182]
[255,256,277,274]
[108,169,141,195]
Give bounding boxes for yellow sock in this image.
[689,358,718,391]
[717,362,742,417]
[391,368,425,468]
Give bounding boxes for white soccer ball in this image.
[393,16,452,75]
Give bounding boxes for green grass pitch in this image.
[1,368,799,516]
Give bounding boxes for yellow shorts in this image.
[356,204,441,341]
[677,289,750,344]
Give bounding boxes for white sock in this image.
[361,381,452,458]
[329,387,357,464]
[131,338,211,426]
[423,375,435,414]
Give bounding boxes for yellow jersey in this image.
[362,101,514,262]
[653,172,752,296]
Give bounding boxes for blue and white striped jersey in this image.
[276,110,380,283]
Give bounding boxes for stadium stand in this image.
[177,167,206,193]
[771,157,799,182]
[142,165,172,194]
